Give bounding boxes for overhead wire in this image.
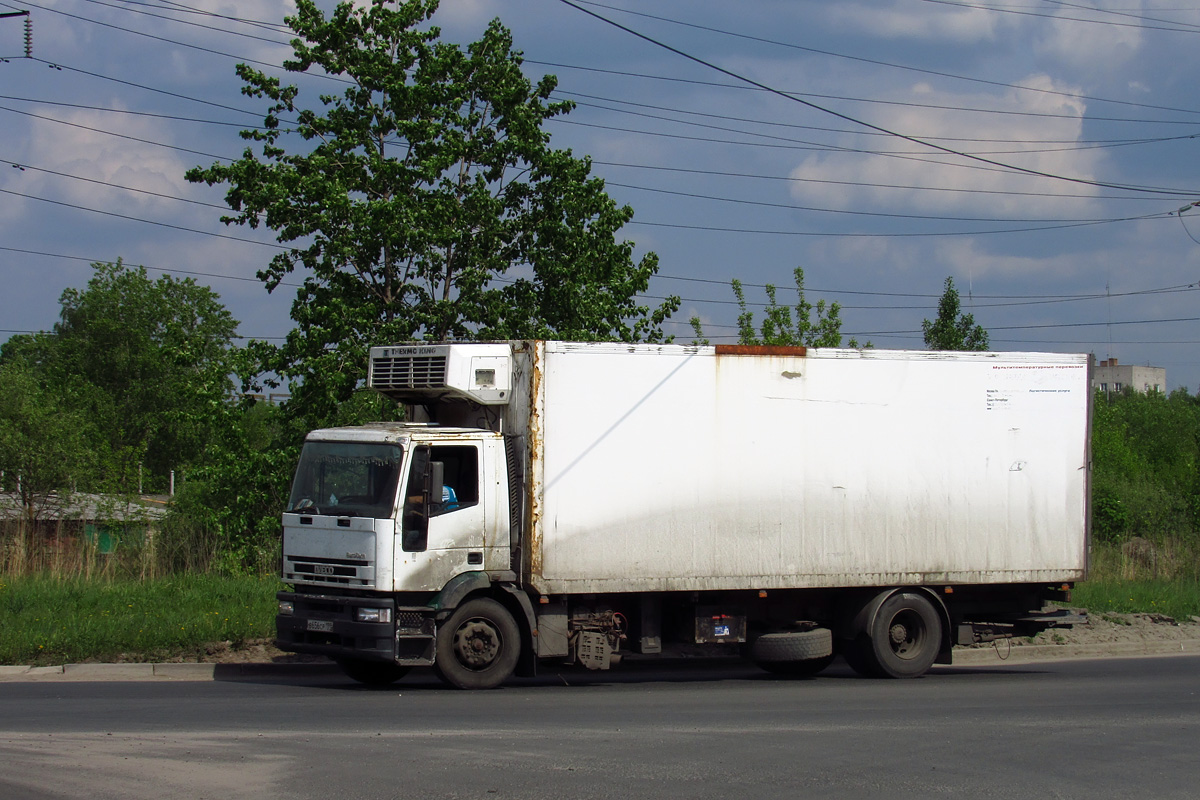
[534,59,1200,127]
[19,0,291,70]
[78,0,292,44]
[589,159,1177,203]
[559,89,1200,148]
[556,0,1200,196]
[919,0,1200,34]
[570,1,1200,116]
[559,96,1200,159]
[9,0,1200,362]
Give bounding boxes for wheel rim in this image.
[452,617,503,671]
[886,609,928,661]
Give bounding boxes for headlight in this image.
[356,607,392,623]
[278,600,295,616]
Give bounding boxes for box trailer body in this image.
[276,341,1090,687]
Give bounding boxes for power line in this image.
[560,89,1200,148]
[0,187,286,248]
[920,0,1200,35]
[5,243,1195,318]
[589,160,1176,203]
[534,59,1200,127]
[0,102,231,160]
[28,57,262,118]
[605,181,1178,225]
[627,214,1175,238]
[556,117,1199,196]
[0,158,229,209]
[560,95,1200,161]
[565,2,1200,116]
[20,0,289,70]
[0,93,265,128]
[80,0,292,44]
[557,0,1200,197]
[0,244,298,286]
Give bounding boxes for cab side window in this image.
[431,445,479,516]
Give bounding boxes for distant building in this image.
[1091,357,1166,395]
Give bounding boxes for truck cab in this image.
[276,424,519,680]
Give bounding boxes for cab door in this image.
[394,440,489,591]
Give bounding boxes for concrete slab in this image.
[952,638,1200,666]
[62,663,155,680]
[153,663,216,680]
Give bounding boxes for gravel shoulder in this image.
[3,610,1199,680]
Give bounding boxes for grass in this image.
[1071,579,1200,620]
[1071,540,1200,620]
[0,573,280,666]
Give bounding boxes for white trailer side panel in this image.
[529,342,1089,594]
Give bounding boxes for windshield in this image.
[287,441,404,519]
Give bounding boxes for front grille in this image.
[284,556,373,587]
[370,355,448,390]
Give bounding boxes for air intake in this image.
[368,343,512,405]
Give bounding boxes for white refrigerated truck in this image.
[276,340,1090,688]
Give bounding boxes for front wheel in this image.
[434,598,520,690]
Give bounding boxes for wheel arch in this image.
[431,573,538,678]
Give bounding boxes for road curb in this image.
[0,661,340,682]
[3,641,1199,681]
[951,638,1200,665]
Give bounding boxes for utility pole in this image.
[0,10,31,59]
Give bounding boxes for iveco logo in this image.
[313,564,335,576]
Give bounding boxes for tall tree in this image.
[1,260,239,492]
[690,267,861,348]
[922,276,989,351]
[0,362,95,520]
[187,0,678,425]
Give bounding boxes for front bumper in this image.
[275,591,437,665]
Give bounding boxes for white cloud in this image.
[820,1,1012,43]
[787,74,1101,219]
[24,105,193,215]
[1034,0,1144,74]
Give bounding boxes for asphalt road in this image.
[1,655,1197,800]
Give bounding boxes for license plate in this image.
[306,619,334,633]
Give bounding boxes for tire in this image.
[756,654,835,678]
[434,598,520,690]
[336,659,410,686]
[839,636,880,678]
[749,627,833,663]
[863,591,943,678]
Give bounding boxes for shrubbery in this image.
[1091,387,1200,580]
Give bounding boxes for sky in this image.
[2,0,1199,390]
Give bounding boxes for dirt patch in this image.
[84,639,331,666]
[191,639,331,664]
[1016,610,1200,648]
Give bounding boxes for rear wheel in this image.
[336,659,410,686]
[861,591,943,678]
[434,598,520,690]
